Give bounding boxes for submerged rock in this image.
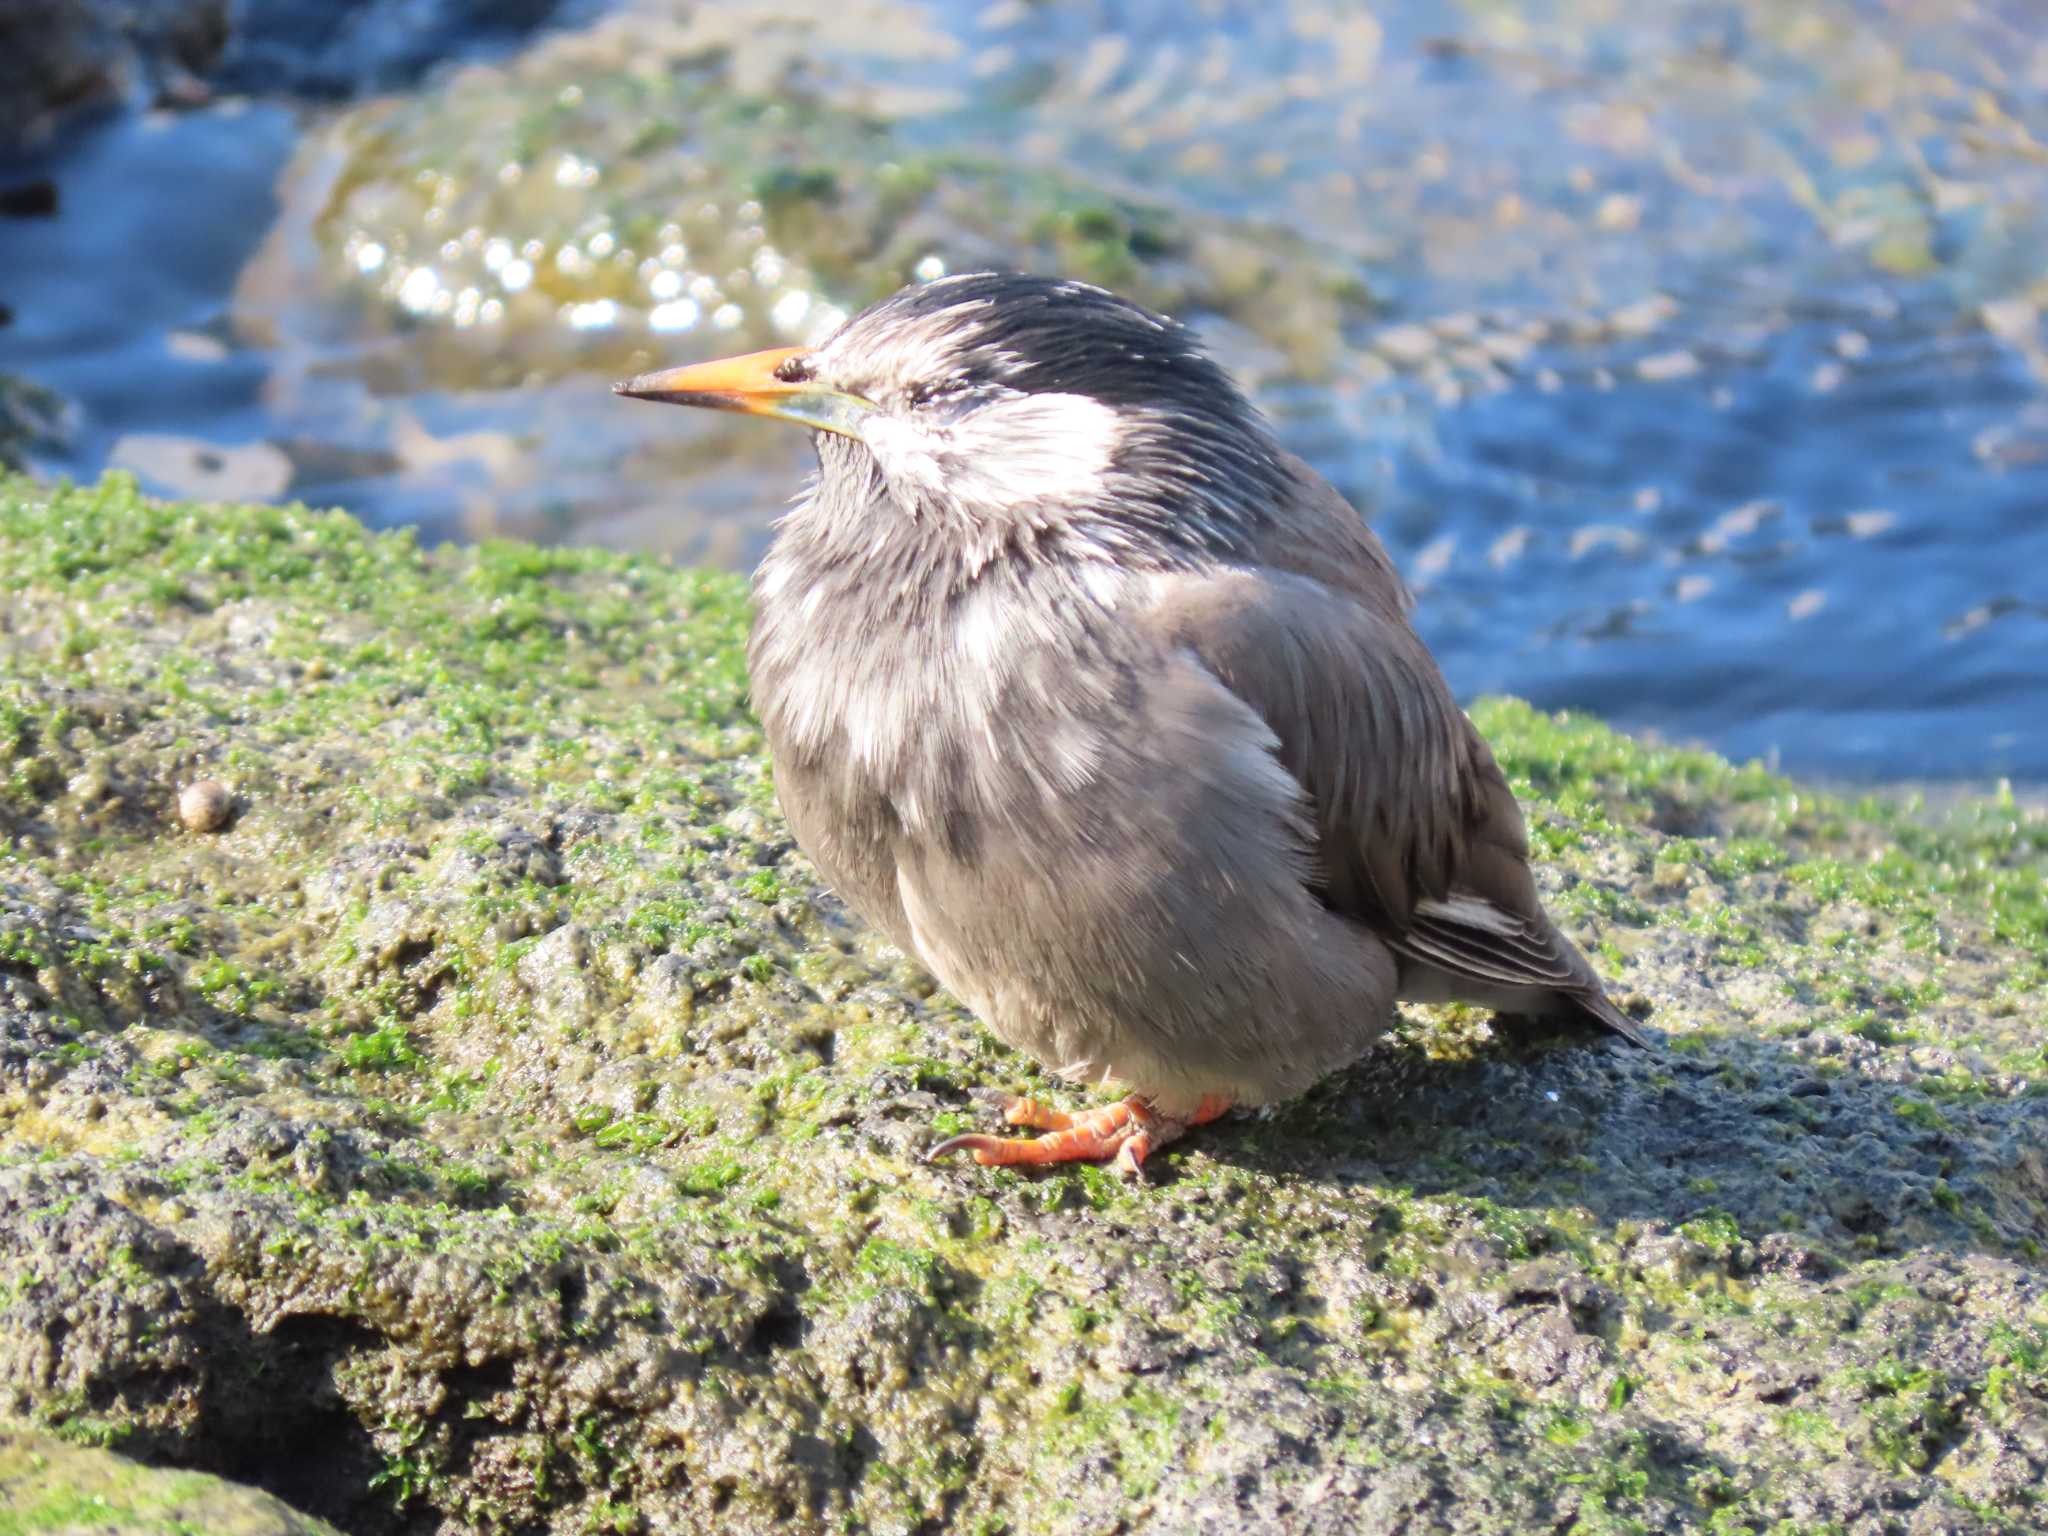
[227,0,1380,558]
[0,0,583,151]
[262,0,1374,398]
[0,0,229,150]
[0,471,2044,1533]
[0,374,71,472]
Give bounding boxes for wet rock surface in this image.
[0,0,228,150]
[0,0,579,150]
[2,472,2045,1533]
[0,374,70,474]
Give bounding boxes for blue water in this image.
[3,0,2045,783]
[1,105,297,471]
[1371,301,2048,778]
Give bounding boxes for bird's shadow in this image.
[1184,1018,2046,1270]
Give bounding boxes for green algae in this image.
[0,471,2044,1533]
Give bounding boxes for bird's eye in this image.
[773,355,813,384]
[905,379,962,409]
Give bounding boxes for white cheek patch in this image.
[859,415,949,501]
[953,392,1122,510]
[862,392,1123,518]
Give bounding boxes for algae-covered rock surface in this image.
[0,1420,344,1535]
[281,0,1374,389]
[2,472,2045,1535]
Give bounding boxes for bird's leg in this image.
[928,1092,1232,1177]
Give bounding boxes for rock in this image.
[0,470,2044,1533]
[176,777,232,831]
[0,1422,343,1533]
[219,0,1383,556]
[0,0,582,151]
[253,0,1375,400]
[109,435,296,504]
[0,0,229,150]
[0,374,70,473]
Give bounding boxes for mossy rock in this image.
[0,1421,341,1535]
[1,471,2045,1533]
[263,4,1372,396]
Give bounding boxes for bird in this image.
[615,272,1647,1177]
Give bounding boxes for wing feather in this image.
[1143,559,1646,1047]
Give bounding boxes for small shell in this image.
[178,779,233,833]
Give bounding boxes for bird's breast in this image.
[749,555,1133,840]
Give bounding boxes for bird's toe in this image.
[926,1094,1222,1172]
[963,1086,1074,1129]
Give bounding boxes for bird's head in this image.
[615,273,1285,556]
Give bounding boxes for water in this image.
[1372,300,2048,778]
[1,104,298,484]
[4,0,2045,783]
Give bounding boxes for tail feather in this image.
[1394,889,1653,1050]
[1571,986,1652,1049]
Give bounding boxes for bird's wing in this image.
[1142,565,1646,1046]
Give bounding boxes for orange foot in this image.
[927,1091,1232,1178]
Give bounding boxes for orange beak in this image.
[613,344,878,438]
